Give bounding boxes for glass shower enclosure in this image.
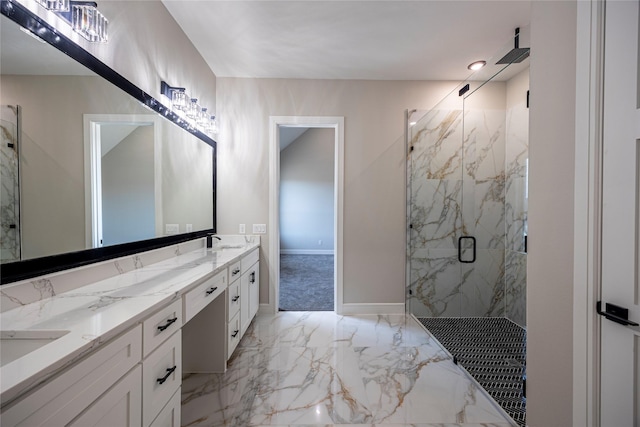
[406,52,530,327]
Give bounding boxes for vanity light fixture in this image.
[467,60,486,71]
[159,81,217,137]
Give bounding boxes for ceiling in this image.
[162,0,531,81]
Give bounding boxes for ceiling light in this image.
[467,60,486,71]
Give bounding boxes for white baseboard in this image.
[280,249,335,255]
[339,303,405,315]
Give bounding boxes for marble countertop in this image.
[0,237,259,405]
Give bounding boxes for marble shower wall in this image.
[1,105,20,262]
[408,70,529,327]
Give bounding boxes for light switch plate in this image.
[165,224,179,235]
[252,224,267,234]
[239,224,246,234]
[186,224,193,232]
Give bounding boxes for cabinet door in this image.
[149,388,180,427]
[240,269,251,335]
[69,365,142,427]
[1,326,141,427]
[249,262,260,320]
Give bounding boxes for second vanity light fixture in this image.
[34,0,108,42]
[161,81,219,136]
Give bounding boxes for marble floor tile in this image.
[181,312,515,427]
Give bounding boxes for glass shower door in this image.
[407,99,466,317]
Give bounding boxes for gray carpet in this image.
[279,254,334,311]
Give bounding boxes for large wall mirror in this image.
[0,2,216,283]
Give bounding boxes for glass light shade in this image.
[197,108,209,127]
[72,4,108,42]
[171,90,188,111]
[209,115,219,135]
[37,0,69,11]
[186,99,199,119]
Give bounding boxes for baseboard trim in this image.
[280,249,335,255]
[340,303,405,315]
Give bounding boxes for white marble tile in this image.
[182,312,515,426]
[408,250,461,317]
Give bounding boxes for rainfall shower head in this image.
[496,27,530,65]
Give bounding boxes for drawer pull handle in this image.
[232,268,241,275]
[232,295,240,302]
[157,366,177,385]
[250,272,255,284]
[157,317,178,332]
[206,287,218,296]
[231,330,239,338]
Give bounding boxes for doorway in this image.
[279,127,335,311]
[83,114,162,249]
[268,116,344,314]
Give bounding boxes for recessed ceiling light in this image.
[467,60,487,71]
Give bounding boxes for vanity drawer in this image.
[143,299,182,357]
[149,387,181,427]
[183,270,226,323]
[227,313,241,360]
[142,330,181,427]
[227,280,241,322]
[241,249,259,273]
[229,260,242,283]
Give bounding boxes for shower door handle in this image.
[458,236,476,263]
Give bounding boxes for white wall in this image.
[528,1,577,425]
[280,128,335,253]
[216,78,457,306]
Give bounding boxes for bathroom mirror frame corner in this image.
[0,0,217,284]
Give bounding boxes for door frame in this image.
[268,116,344,314]
[83,114,163,249]
[573,0,605,425]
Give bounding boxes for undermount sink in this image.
[215,244,244,250]
[1,330,70,367]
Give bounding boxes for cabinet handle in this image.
[250,272,255,284]
[206,286,218,296]
[232,295,240,302]
[156,366,177,385]
[232,268,241,275]
[157,317,178,332]
[231,330,239,338]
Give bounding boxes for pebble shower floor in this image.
[417,317,527,427]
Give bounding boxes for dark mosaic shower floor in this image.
[417,317,527,427]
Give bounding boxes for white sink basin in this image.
[1,330,70,367]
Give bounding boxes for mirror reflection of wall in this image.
[100,122,156,247]
[0,13,214,264]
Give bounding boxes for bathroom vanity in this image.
[0,236,259,427]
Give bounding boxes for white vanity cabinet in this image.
[0,325,142,427]
[0,241,260,426]
[240,249,260,336]
[226,260,242,359]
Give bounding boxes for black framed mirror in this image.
[0,0,217,284]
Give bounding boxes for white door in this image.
[600,0,640,425]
